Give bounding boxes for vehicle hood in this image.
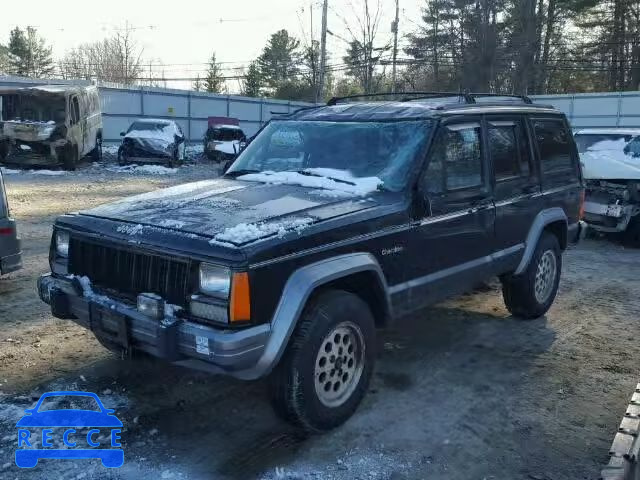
[123,130,174,156]
[81,178,380,246]
[580,149,640,180]
[16,411,123,428]
[1,120,59,142]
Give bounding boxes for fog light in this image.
[137,293,165,319]
[190,298,228,324]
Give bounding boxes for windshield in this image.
[0,93,65,123]
[207,127,245,141]
[574,133,634,153]
[227,120,432,192]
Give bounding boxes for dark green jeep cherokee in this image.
[38,93,584,431]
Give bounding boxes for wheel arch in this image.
[514,207,568,276]
[250,252,391,379]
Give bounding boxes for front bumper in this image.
[38,274,271,379]
[583,201,636,232]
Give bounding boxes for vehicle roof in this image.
[574,128,640,136]
[0,84,95,96]
[284,100,559,122]
[132,118,175,125]
[208,124,243,130]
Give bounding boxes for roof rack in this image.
[326,91,532,106]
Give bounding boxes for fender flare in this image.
[514,207,568,275]
[247,252,390,379]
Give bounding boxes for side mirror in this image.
[119,132,125,137]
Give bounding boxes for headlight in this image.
[55,230,70,257]
[198,263,230,298]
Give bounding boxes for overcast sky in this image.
[2,0,423,90]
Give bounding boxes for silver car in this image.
[0,169,21,275]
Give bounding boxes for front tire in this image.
[268,289,376,432]
[502,231,562,319]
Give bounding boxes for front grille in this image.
[68,237,191,307]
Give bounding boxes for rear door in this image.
[530,117,583,226]
[403,116,496,311]
[69,95,83,155]
[487,115,541,273]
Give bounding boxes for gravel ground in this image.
[0,156,638,480]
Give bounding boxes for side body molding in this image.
[246,252,390,380]
[514,207,568,275]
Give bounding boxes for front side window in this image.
[533,119,574,174]
[488,120,531,181]
[423,122,483,194]
[71,97,80,125]
[227,120,433,192]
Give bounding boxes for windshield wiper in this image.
[224,169,260,178]
[295,170,356,186]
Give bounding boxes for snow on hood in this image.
[581,141,640,180]
[238,169,383,196]
[125,124,177,142]
[81,178,378,245]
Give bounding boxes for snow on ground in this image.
[28,169,66,176]
[212,217,314,246]
[0,167,21,175]
[103,164,179,175]
[238,170,382,197]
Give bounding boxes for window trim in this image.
[530,116,578,179]
[486,114,534,185]
[420,115,489,198]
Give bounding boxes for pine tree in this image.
[242,61,263,97]
[257,30,301,90]
[8,26,54,78]
[193,74,202,92]
[204,52,224,93]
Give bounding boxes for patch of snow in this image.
[105,164,178,175]
[0,167,20,175]
[29,169,66,176]
[164,303,182,318]
[102,143,120,155]
[66,275,112,304]
[157,219,186,229]
[117,224,144,235]
[238,170,382,196]
[212,217,314,246]
[213,140,240,155]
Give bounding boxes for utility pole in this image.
[317,0,328,103]
[391,0,400,93]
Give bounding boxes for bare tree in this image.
[59,27,143,85]
[338,0,389,93]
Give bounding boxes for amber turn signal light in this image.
[230,272,251,323]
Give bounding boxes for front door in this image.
[401,117,496,312]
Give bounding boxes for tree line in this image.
[2,0,640,100]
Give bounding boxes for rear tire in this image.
[501,231,562,319]
[62,145,78,171]
[268,289,376,432]
[623,216,640,246]
[91,136,103,162]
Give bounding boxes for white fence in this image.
[2,75,640,137]
[0,76,314,143]
[532,92,640,129]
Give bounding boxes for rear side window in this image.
[488,120,531,181]
[425,122,483,193]
[533,119,574,174]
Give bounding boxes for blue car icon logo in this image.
[15,391,124,468]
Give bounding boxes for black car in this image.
[117,119,186,168]
[204,124,247,162]
[38,92,584,432]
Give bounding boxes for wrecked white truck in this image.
[0,85,102,170]
[575,128,640,242]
